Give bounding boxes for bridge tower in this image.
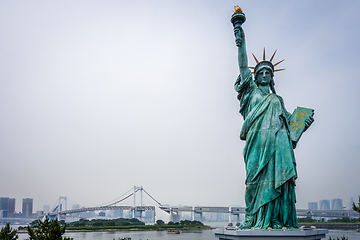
[133,186,143,219]
[52,196,67,212]
[52,196,67,220]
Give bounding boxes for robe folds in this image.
[235,71,298,229]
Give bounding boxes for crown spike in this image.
[273,59,285,67]
[263,48,266,61]
[274,68,285,72]
[252,53,259,64]
[248,66,255,69]
[269,50,277,63]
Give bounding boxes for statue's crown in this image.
[250,48,285,76]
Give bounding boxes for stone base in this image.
[213,228,329,240]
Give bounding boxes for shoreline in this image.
[17,226,211,234]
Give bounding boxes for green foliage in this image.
[156,219,165,225]
[298,217,317,223]
[353,196,360,221]
[167,221,174,225]
[67,218,144,227]
[328,236,348,240]
[105,221,116,226]
[179,220,204,226]
[328,217,358,223]
[298,217,358,223]
[26,216,73,240]
[0,223,18,240]
[92,222,103,226]
[29,220,39,228]
[58,220,66,227]
[66,220,210,231]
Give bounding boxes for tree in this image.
[156,219,165,225]
[352,195,360,221]
[0,223,18,240]
[26,216,73,240]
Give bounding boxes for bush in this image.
[156,220,165,225]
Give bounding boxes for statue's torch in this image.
[231,6,246,27]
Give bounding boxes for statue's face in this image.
[256,68,273,86]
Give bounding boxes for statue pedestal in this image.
[213,228,328,240]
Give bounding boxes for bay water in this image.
[11,222,360,240]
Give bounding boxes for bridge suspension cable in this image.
[143,188,162,206]
[104,189,140,206]
[99,187,134,207]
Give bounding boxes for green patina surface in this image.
[231,8,314,230]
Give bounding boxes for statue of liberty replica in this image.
[231,6,314,230]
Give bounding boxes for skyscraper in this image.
[331,199,343,210]
[22,198,33,217]
[319,199,330,210]
[0,197,16,217]
[308,202,318,210]
[8,198,15,217]
[0,197,9,218]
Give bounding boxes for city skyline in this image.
[0,194,357,216]
[1,1,360,212]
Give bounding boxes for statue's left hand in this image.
[304,116,314,132]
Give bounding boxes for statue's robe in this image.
[235,71,298,229]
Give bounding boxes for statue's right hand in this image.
[234,25,244,47]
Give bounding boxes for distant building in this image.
[22,198,33,217]
[9,198,15,217]
[0,197,16,217]
[0,198,10,217]
[126,210,133,218]
[43,205,50,213]
[144,210,154,222]
[0,210,8,218]
[319,199,330,210]
[72,204,80,210]
[349,197,354,210]
[111,209,123,218]
[331,199,343,210]
[36,211,44,217]
[308,202,318,210]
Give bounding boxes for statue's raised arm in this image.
[234,25,251,80]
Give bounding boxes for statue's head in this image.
[254,61,274,80]
[254,62,275,93]
[251,50,285,94]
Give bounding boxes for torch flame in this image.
[233,6,243,13]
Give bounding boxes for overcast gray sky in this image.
[1,0,360,213]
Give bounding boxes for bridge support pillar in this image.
[192,206,195,221]
[169,208,180,223]
[153,209,156,224]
